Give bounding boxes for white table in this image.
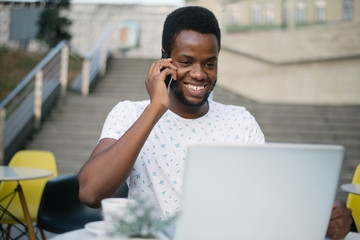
[341,183,360,195]
[51,228,161,240]
[50,227,360,240]
[0,166,53,240]
[51,229,97,240]
[51,221,166,240]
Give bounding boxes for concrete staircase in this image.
[26,58,153,174]
[26,56,360,202]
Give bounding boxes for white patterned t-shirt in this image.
[99,100,265,217]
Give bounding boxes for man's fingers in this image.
[330,207,343,220]
[328,214,352,228]
[159,68,177,81]
[330,200,350,220]
[327,228,349,240]
[150,58,176,73]
[326,204,352,240]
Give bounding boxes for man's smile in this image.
[185,83,206,91]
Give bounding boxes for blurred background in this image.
[1,0,359,103]
[0,0,359,205]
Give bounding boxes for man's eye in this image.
[181,61,190,65]
[206,63,215,68]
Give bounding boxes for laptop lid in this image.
[174,143,344,240]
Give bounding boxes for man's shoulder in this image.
[210,100,247,113]
[112,100,150,109]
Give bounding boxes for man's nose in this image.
[189,63,206,80]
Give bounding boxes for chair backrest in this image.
[0,150,58,223]
[37,173,129,233]
[37,174,102,233]
[347,164,360,231]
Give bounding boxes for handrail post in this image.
[34,70,43,130]
[81,59,90,96]
[99,48,107,77]
[0,108,6,165]
[60,44,69,96]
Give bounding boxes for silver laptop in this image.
[174,143,345,240]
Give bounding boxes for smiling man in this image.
[78,6,353,239]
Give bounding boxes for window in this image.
[252,3,261,24]
[296,1,306,23]
[344,0,353,21]
[315,0,326,22]
[230,5,241,24]
[264,3,275,24]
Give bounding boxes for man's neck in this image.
[169,100,209,119]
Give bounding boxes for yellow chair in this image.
[0,150,58,235]
[347,164,360,231]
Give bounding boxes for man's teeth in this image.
[187,84,205,91]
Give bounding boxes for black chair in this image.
[37,174,128,237]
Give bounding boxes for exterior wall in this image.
[0,3,176,57]
[63,4,175,58]
[239,1,252,25]
[2,1,358,55]
[306,0,315,22]
[327,0,343,22]
[0,4,44,50]
[0,6,11,47]
[355,0,360,22]
[224,0,283,26]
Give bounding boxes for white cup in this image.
[101,198,137,236]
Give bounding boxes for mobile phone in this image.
[161,53,173,94]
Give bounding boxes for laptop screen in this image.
[174,143,344,240]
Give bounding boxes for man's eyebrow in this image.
[207,56,218,61]
[180,54,218,61]
[180,54,194,60]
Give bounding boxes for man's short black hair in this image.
[162,6,221,56]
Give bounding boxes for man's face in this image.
[169,30,219,107]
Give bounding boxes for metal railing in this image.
[0,21,139,164]
[0,40,69,164]
[70,24,116,95]
[72,21,139,95]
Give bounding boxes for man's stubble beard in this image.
[170,78,217,107]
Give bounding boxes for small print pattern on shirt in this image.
[100,100,265,217]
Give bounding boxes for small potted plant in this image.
[107,194,178,239]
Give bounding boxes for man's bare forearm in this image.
[78,103,167,208]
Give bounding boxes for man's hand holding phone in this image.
[145,58,177,110]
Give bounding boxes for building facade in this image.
[222,0,360,29]
[0,1,180,57]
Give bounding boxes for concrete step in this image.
[27,142,97,152]
[263,129,360,141]
[47,112,108,122]
[253,112,360,125]
[40,120,103,129]
[265,135,360,147]
[31,130,100,141]
[258,121,360,132]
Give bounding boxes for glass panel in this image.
[264,3,275,24]
[252,3,261,24]
[315,0,327,22]
[344,0,353,21]
[296,1,306,23]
